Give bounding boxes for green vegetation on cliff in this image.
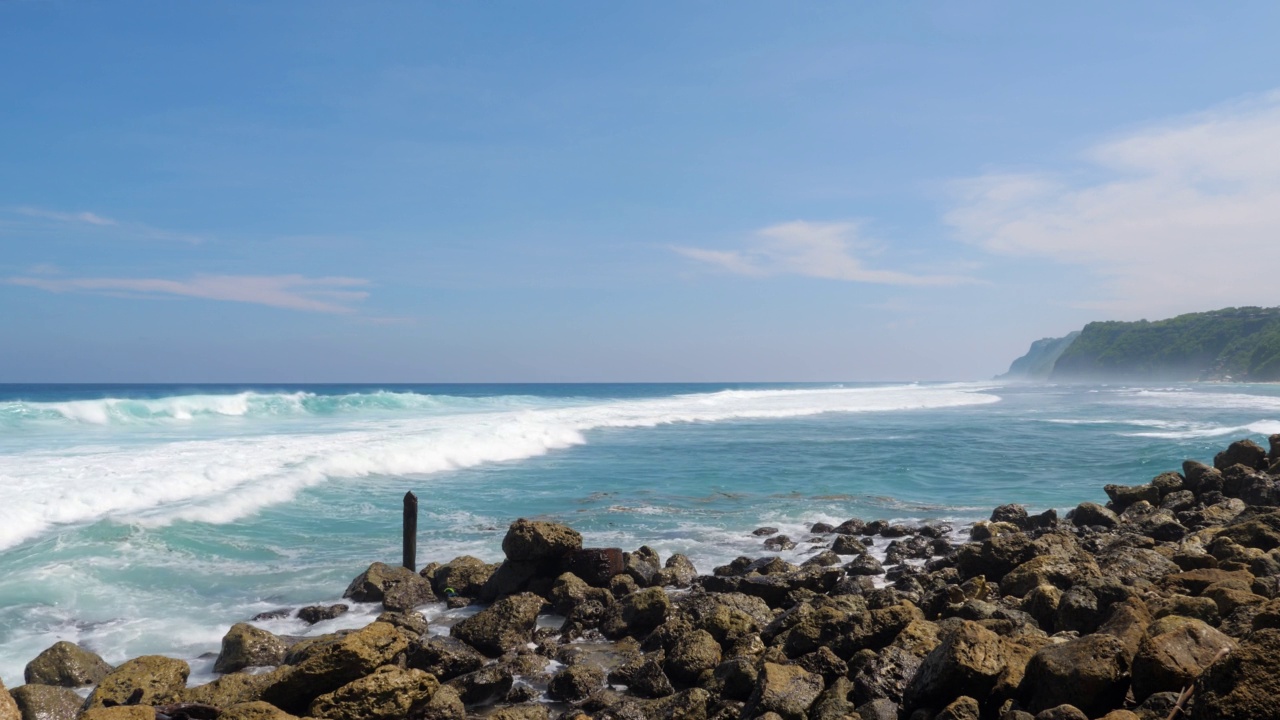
[1046,307,1280,381]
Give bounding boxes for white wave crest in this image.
[1125,420,1280,440]
[0,384,999,549]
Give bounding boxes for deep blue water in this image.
[2,380,1279,685]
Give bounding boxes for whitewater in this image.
[2,380,1280,685]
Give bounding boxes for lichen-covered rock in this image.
[24,641,114,688]
[450,592,545,656]
[411,685,464,720]
[217,702,299,720]
[1215,439,1267,471]
[1023,634,1130,717]
[445,665,514,706]
[1190,627,1280,719]
[664,629,721,686]
[934,695,980,720]
[656,554,698,588]
[487,706,549,720]
[183,667,289,707]
[1070,502,1119,528]
[744,663,824,720]
[430,556,497,598]
[404,635,485,681]
[309,665,438,720]
[85,655,190,709]
[902,620,1007,711]
[79,708,153,720]
[215,623,288,673]
[1132,616,1235,702]
[261,622,408,714]
[624,546,663,587]
[0,681,18,720]
[547,664,605,702]
[9,683,82,720]
[1219,509,1280,551]
[601,587,671,639]
[343,562,436,610]
[1002,554,1100,597]
[501,518,582,562]
[1034,706,1088,720]
[298,605,349,624]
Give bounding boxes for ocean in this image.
[2,380,1279,685]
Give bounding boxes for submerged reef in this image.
[11,436,1280,720]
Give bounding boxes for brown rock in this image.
[261,622,409,714]
[1023,634,1129,717]
[1131,616,1235,702]
[79,709,154,720]
[24,641,113,687]
[501,518,582,562]
[450,592,545,656]
[745,663,824,720]
[9,683,83,720]
[215,623,288,673]
[1191,627,1280,719]
[309,665,438,720]
[903,620,1008,711]
[85,655,190,709]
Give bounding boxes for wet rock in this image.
[802,551,842,568]
[609,574,641,598]
[219,701,300,720]
[1215,439,1267,471]
[298,604,349,624]
[9,684,82,720]
[445,664,513,705]
[845,554,884,576]
[550,572,613,618]
[251,609,291,621]
[430,556,497,598]
[620,546,662,588]
[374,611,429,638]
[935,696,980,720]
[309,665,438,720]
[86,655,191,709]
[261,622,409,714]
[1131,616,1235,702]
[601,587,670,639]
[1191,627,1280,719]
[404,636,485,681]
[1104,483,1160,512]
[744,663,824,720]
[656,554,698,588]
[1023,633,1130,717]
[628,656,676,699]
[851,645,921,705]
[344,562,436,609]
[763,535,797,552]
[991,504,1029,527]
[796,646,847,683]
[753,527,780,537]
[182,667,287,707]
[1070,502,1119,529]
[215,623,288,673]
[834,518,866,535]
[24,641,113,688]
[831,535,867,555]
[450,592,545,656]
[502,518,582,562]
[810,522,835,534]
[547,664,605,702]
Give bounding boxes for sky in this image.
[2,1,1280,382]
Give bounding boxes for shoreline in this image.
[3,436,1280,720]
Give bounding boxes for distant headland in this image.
[1003,307,1280,382]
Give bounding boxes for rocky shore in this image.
[7,437,1280,720]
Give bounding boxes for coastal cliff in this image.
[1003,307,1280,382]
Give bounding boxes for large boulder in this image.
[501,518,582,562]
[1002,554,1099,597]
[0,682,17,720]
[1070,503,1119,529]
[85,656,190,709]
[9,683,83,720]
[601,587,671,639]
[547,664,605,702]
[430,556,497,598]
[1191,627,1280,719]
[1219,510,1280,551]
[450,592,545,656]
[902,620,1008,712]
[261,622,409,714]
[344,562,436,610]
[664,629,722,686]
[1022,634,1129,717]
[24,641,113,687]
[309,665,439,720]
[744,663,824,720]
[445,665,514,705]
[183,668,289,707]
[1215,440,1267,471]
[215,623,288,673]
[78,709,153,720]
[404,636,485,681]
[219,702,300,720]
[1131,616,1235,702]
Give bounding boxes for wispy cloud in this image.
[675,221,975,287]
[8,274,370,314]
[948,91,1280,316]
[5,206,204,244]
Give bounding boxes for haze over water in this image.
[2,380,1279,684]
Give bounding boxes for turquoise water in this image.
[2,381,1279,684]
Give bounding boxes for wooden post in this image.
[403,491,418,571]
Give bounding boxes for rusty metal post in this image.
[403,491,418,571]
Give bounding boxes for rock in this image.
[487,707,548,720]
[628,656,676,699]
[1132,616,1235,702]
[902,620,1008,711]
[834,518,867,535]
[1098,546,1180,585]
[219,701,299,720]
[763,536,796,552]
[502,518,582,562]
[24,641,113,688]
[810,522,835,534]
[601,587,670,639]
[298,604,349,624]
[1219,509,1280,550]
[831,535,867,555]
[344,562,436,609]
[744,663,824,720]
[215,623,288,673]
[547,664,605,702]
[404,636,485,681]
[411,686,464,720]
[1104,484,1160,511]
[261,622,409,714]
[809,676,856,720]
[845,555,884,576]
[9,684,83,720]
[182,667,288,707]
[1002,554,1099,598]
[478,561,540,601]
[802,551,843,568]
[450,592,545,656]
[851,645,922,706]
[79,709,153,720]
[1192,627,1280,719]
[85,655,190,709]
[563,547,625,587]
[1215,439,1267,471]
[632,688,712,720]
[1033,706,1087,720]
[550,572,613,618]
[1162,489,1197,511]
[657,554,698,588]
[624,546,663,587]
[374,611,429,638]
[444,665,513,705]
[855,698,900,720]
[1023,633,1130,717]
[309,665,438,720]
[992,504,1029,527]
[1070,502,1119,529]
[753,527,780,537]
[664,629,722,685]
[796,646,847,683]
[430,556,496,598]
[1097,712,1140,720]
[934,696,980,720]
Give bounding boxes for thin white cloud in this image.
[8,274,369,314]
[676,221,974,287]
[948,91,1280,316]
[5,206,203,244]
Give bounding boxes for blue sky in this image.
[3,2,1280,382]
